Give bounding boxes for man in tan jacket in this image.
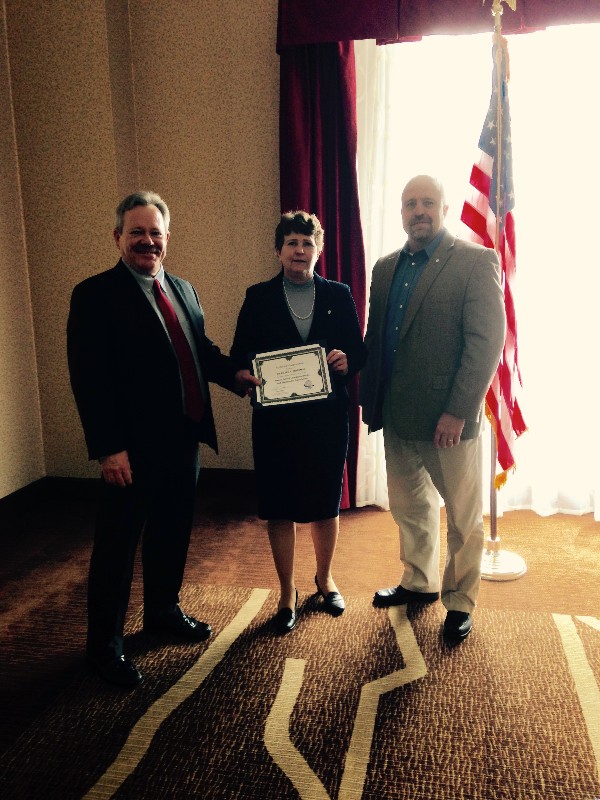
[359,175,505,642]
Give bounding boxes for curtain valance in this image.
[277,0,600,50]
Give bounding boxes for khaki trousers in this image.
[383,397,484,613]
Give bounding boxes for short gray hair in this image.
[115,191,170,233]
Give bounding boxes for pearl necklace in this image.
[283,279,315,320]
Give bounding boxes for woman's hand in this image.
[327,349,348,376]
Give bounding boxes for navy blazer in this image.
[230,271,366,402]
[67,260,239,460]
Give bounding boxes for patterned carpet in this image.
[0,584,598,799]
[0,476,599,799]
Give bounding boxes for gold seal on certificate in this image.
[252,343,333,408]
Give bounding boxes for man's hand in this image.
[99,451,133,487]
[234,369,261,397]
[434,412,465,449]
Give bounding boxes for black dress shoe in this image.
[314,576,345,616]
[273,589,298,635]
[87,654,142,688]
[443,610,473,641]
[373,585,439,608]
[144,605,212,641]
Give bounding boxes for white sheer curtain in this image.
[355,26,600,519]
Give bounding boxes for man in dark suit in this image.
[359,175,505,642]
[67,191,258,687]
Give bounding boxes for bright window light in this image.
[356,24,600,516]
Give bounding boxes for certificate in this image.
[252,343,333,408]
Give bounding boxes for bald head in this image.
[401,175,448,252]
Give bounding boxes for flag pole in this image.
[481,0,526,581]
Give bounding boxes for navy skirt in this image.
[251,398,349,522]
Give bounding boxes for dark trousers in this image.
[86,436,200,660]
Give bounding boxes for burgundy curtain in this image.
[279,42,366,508]
[380,0,600,43]
[278,0,600,48]
[277,0,398,49]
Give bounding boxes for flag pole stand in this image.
[481,426,526,581]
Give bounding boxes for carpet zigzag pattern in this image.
[0,585,598,800]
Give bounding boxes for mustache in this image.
[411,216,432,224]
[132,244,161,254]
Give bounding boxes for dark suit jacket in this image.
[359,230,506,440]
[230,271,366,397]
[67,260,240,460]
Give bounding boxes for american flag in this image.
[460,34,527,488]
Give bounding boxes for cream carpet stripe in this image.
[337,606,428,800]
[577,615,600,633]
[83,588,271,800]
[264,658,330,800]
[553,613,600,780]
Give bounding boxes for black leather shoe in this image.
[144,605,212,641]
[373,585,439,608]
[443,610,473,641]
[315,576,345,616]
[273,589,298,635]
[87,654,142,688]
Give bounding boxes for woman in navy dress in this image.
[231,211,366,634]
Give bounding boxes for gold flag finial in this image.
[485,0,518,13]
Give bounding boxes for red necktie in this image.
[153,279,205,423]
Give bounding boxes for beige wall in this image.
[0,5,45,497]
[0,0,279,496]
